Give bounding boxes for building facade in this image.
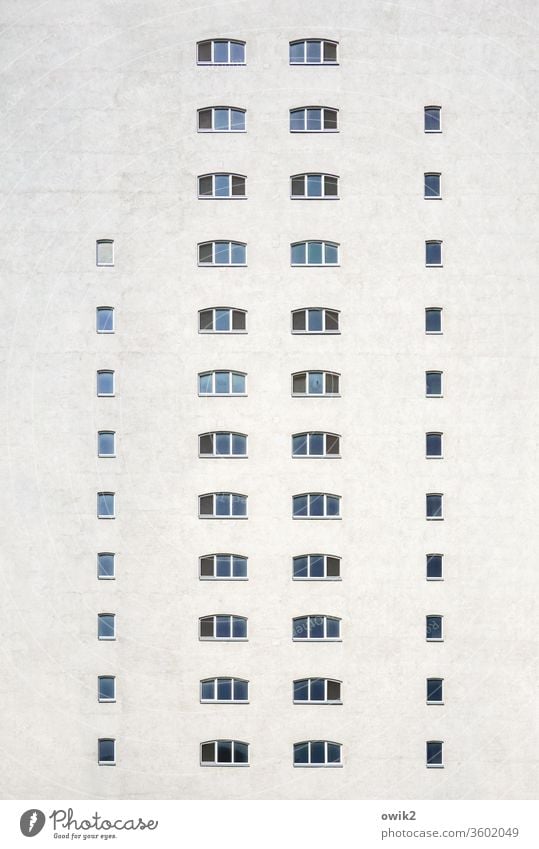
[0,0,538,799]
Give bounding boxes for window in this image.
[293,741,342,766]
[426,615,443,641]
[198,241,246,265]
[199,492,247,518]
[426,740,444,767]
[292,615,341,640]
[427,678,443,704]
[289,39,338,64]
[293,678,341,703]
[97,492,115,519]
[96,239,114,266]
[96,370,114,397]
[200,678,249,702]
[426,371,442,397]
[200,740,249,765]
[291,174,339,198]
[198,371,246,395]
[425,308,442,334]
[426,432,442,458]
[198,173,246,198]
[426,240,442,266]
[199,615,247,640]
[426,493,443,520]
[292,371,340,395]
[199,308,247,332]
[293,493,341,518]
[197,39,246,65]
[98,431,116,457]
[199,553,248,580]
[293,554,341,580]
[98,676,116,702]
[290,107,338,131]
[199,432,247,457]
[426,553,443,581]
[97,613,115,640]
[292,432,340,457]
[424,106,441,132]
[292,308,339,333]
[96,307,114,333]
[291,241,339,265]
[98,738,116,765]
[424,173,441,198]
[97,552,115,580]
[197,107,245,132]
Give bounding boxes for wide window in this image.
[292,371,340,395]
[97,431,116,457]
[199,615,247,640]
[197,40,246,65]
[200,740,249,765]
[424,106,442,132]
[198,370,246,395]
[199,553,248,580]
[426,493,443,520]
[426,615,443,641]
[199,432,247,457]
[424,173,441,198]
[427,678,444,704]
[97,613,115,640]
[293,554,340,580]
[97,370,114,397]
[289,40,338,64]
[97,492,115,519]
[97,552,115,580]
[291,241,339,265]
[293,493,340,518]
[198,107,245,131]
[292,615,341,640]
[290,107,338,131]
[426,432,442,458]
[426,371,442,397]
[293,741,342,766]
[293,678,341,703]
[96,307,114,333]
[199,308,246,332]
[198,241,246,265]
[98,738,116,765]
[200,678,249,702]
[199,492,247,517]
[426,553,443,581]
[198,173,246,198]
[426,740,444,767]
[425,308,442,333]
[98,676,116,702]
[291,174,339,198]
[292,308,339,333]
[426,240,442,266]
[96,239,114,266]
[292,432,340,457]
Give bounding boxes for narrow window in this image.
[97,431,116,457]
[426,740,444,767]
[96,240,114,267]
[96,307,114,333]
[426,678,443,704]
[426,553,443,581]
[426,240,442,266]
[426,493,443,519]
[426,432,442,458]
[426,371,442,397]
[97,613,115,640]
[97,492,115,519]
[426,615,443,641]
[425,308,442,333]
[98,738,116,765]
[424,106,442,132]
[424,173,441,198]
[97,552,115,580]
[98,676,116,702]
[97,370,115,397]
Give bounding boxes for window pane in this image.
[217,678,232,700]
[326,495,340,516]
[293,495,308,517]
[201,680,214,700]
[425,309,441,332]
[96,241,113,265]
[214,308,230,330]
[231,175,245,196]
[199,309,213,330]
[326,434,340,455]
[99,740,115,762]
[232,372,245,393]
[307,241,323,263]
[217,741,232,763]
[198,109,212,130]
[294,742,308,764]
[307,309,323,331]
[310,555,324,577]
[98,553,114,578]
[293,556,308,578]
[214,109,229,131]
[201,742,214,762]
[216,616,231,638]
[309,433,324,455]
[215,372,230,393]
[96,308,113,332]
[199,495,213,515]
[197,41,212,62]
[293,373,306,393]
[199,433,213,455]
[230,110,245,131]
[289,42,304,62]
[292,311,306,331]
[308,372,323,393]
[327,742,341,763]
[427,679,443,702]
[232,556,247,577]
[232,310,246,330]
[327,680,340,701]
[307,174,322,196]
[426,241,442,265]
[291,242,306,264]
[234,742,248,763]
[200,556,214,577]
[306,40,321,62]
[231,242,246,263]
[294,680,309,701]
[290,109,305,131]
[326,557,340,577]
[324,175,338,196]
[426,433,442,456]
[215,432,231,454]
[311,741,325,763]
[233,617,247,638]
[310,678,325,700]
[97,372,113,395]
[198,175,213,196]
[213,41,228,63]
[99,677,115,700]
[230,42,245,63]
[232,494,246,516]
[309,616,324,638]
[200,618,214,637]
[215,493,230,515]
[426,494,442,517]
[326,373,339,393]
[214,241,230,264]
[427,554,443,579]
[324,109,338,129]
[98,432,115,455]
[292,434,308,455]
[291,176,305,196]
[216,555,231,577]
[326,617,340,638]
[324,42,337,61]
[325,309,339,330]
[199,373,212,393]
[426,372,442,395]
[199,242,213,263]
[425,108,441,131]
[324,242,338,263]
[293,617,307,638]
[306,108,321,130]
[425,174,440,197]
[234,679,248,700]
[232,434,246,455]
[214,174,230,197]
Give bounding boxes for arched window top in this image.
[293,740,342,766]
[199,492,247,518]
[198,241,246,265]
[199,432,247,457]
[198,173,246,198]
[290,106,338,132]
[292,492,341,518]
[292,432,340,457]
[96,239,114,266]
[199,553,248,580]
[200,678,249,702]
[292,614,341,640]
[197,40,246,65]
[199,614,247,640]
[293,553,341,580]
[291,241,339,265]
[293,678,342,703]
[292,308,340,333]
[289,39,338,64]
[198,106,246,132]
[292,371,340,396]
[198,370,246,395]
[199,307,247,332]
[291,173,339,199]
[200,740,249,765]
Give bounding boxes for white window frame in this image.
[98,738,116,766]
[292,614,341,641]
[96,306,115,334]
[292,553,341,581]
[97,492,115,519]
[293,678,342,704]
[200,740,249,766]
[97,613,116,641]
[425,239,443,267]
[290,240,340,266]
[198,370,247,396]
[97,430,116,458]
[97,551,115,581]
[198,241,247,266]
[197,107,246,132]
[425,307,443,335]
[198,307,247,333]
[425,431,443,459]
[96,239,114,267]
[98,675,116,703]
[199,492,248,518]
[293,740,343,767]
[199,553,248,581]
[426,553,444,582]
[425,370,443,397]
[96,370,115,397]
[289,39,339,65]
[424,172,442,199]
[196,39,246,65]
[292,492,341,519]
[290,173,339,199]
[200,678,249,703]
[199,431,248,458]
[199,615,248,641]
[426,677,444,705]
[424,106,442,133]
[291,307,340,334]
[426,740,444,768]
[291,371,340,396]
[426,614,444,642]
[197,173,247,199]
[289,107,339,132]
[292,431,340,458]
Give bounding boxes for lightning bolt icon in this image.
[28,812,38,833]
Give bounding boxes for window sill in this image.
[426,764,444,769]
[289,62,339,66]
[199,515,248,520]
[293,701,342,705]
[198,394,248,398]
[292,516,341,520]
[97,394,115,398]
[96,330,114,335]
[197,62,246,67]
[290,130,339,134]
[201,700,249,705]
[199,330,248,335]
[200,763,250,767]
[199,455,248,459]
[97,516,115,520]
[293,764,343,768]
[291,331,341,335]
[200,576,248,581]
[291,394,341,398]
[424,130,442,133]
[426,455,443,460]
[197,130,246,134]
[98,454,116,459]
[426,638,444,643]
[98,699,116,704]
[425,331,443,335]
[290,196,340,201]
[98,762,116,766]
[426,517,444,521]
[291,263,340,268]
[426,264,443,268]
[292,455,341,459]
[199,638,248,642]
[292,638,342,643]
[426,701,444,705]
[426,395,443,399]
[96,264,114,268]
[424,196,442,200]
[198,196,248,200]
[197,263,247,268]
[98,576,116,581]
[98,637,116,641]
[293,577,341,582]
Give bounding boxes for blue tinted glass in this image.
[293,495,307,517]
[327,743,341,763]
[427,555,443,578]
[233,617,247,638]
[234,679,248,700]
[307,309,323,330]
[306,41,321,62]
[230,42,245,63]
[216,432,231,454]
[99,678,115,700]
[427,679,443,701]
[216,616,231,637]
[309,494,324,516]
[214,175,230,197]
[309,433,324,455]
[97,308,113,332]
[307,174,322,196]
[217,678,232,700]
[308,372,323,393]
[232,434,246,455]
[216,555,231,576]
[425,174,440,197]
[426,309,441,332]
[214,241,230,263]
[217,741,232,762]
[230,110,245,130]
[232,556,247,577]
[213,41,228,62]
[98,554,114,578]
[309,616,324,638]
[232,494,246,516]
[201,680,215,699]
[231,242,245,263]
[98,432,115,455]
[426,433,442,456]
[231,373,245,393]
[325,242,338,263]
[98,494,114,516]
[290,42,304,62]
[306,109,321,130]
[97,372,113,394]
[199,373,212,393]
[98,615,114,637]
[425,108,440,131]
[311,741,325,763]
[426,372,442,395]
[327,495,340,516]
[293,434,308,455]
[310,679,325,700]
[294,680,308,700]
[307,241,323,263]
[215,372,230,393]
[216,493,230,515]
[310,555,324,577]
[293,617,307,638]
[427,741,442,764]
[214,109,229,130]
[294,743,308,763]
[235,742,248,763]
[290,109,305,130]
[426,242,441,265]
[326,617,340,638]
[293,556,308,578]
[99,740,115,762]
[427,495,442,517]
[426,616,442,638]
[215,309,230,330]
[291,242,306,263]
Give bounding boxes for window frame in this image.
[198,614,248,641]
[426,370,443,397]
[197,173,247,199]
[198,307,247,334]
[292,432,341,458]
[198,241,247,266]
[290,173,339,199]
[426,553,443,582]
[292,553,341,581]
[200,740,249,766]
[292,492,341,519]
[291,370,340,396]
[424,106,442,133]
[289,106,339,132]
[293,678,342,704]
[96,370,115,397]
[197,106,246,132]
[290,240,340,266]
[200,677,249,703]
[96,239,114,267]
[426,431,443,459]
[98,738,116,766]
[291,307,340,334]
[198,370,247,396]
[97,613,116,641]
[426,614,444,642]
[198,492,248,518]
[97,551,115,581]
[425,240,443,267]
[96,306,114,334]
[97,492,115,519]
[199,553,248,581]
[97,430,116,458]
[198,431,248,458]
[426,740,444,768]
[196,39,246,65]
[289,39,339,65]
[424,172,442,199]
[426,677,444,705]
[425,307,443,335]
[292,614,341,641]
[426,493,443,521]
[293,740,342,767]
[98,675,116,703]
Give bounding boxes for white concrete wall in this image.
[0,0,537,799]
